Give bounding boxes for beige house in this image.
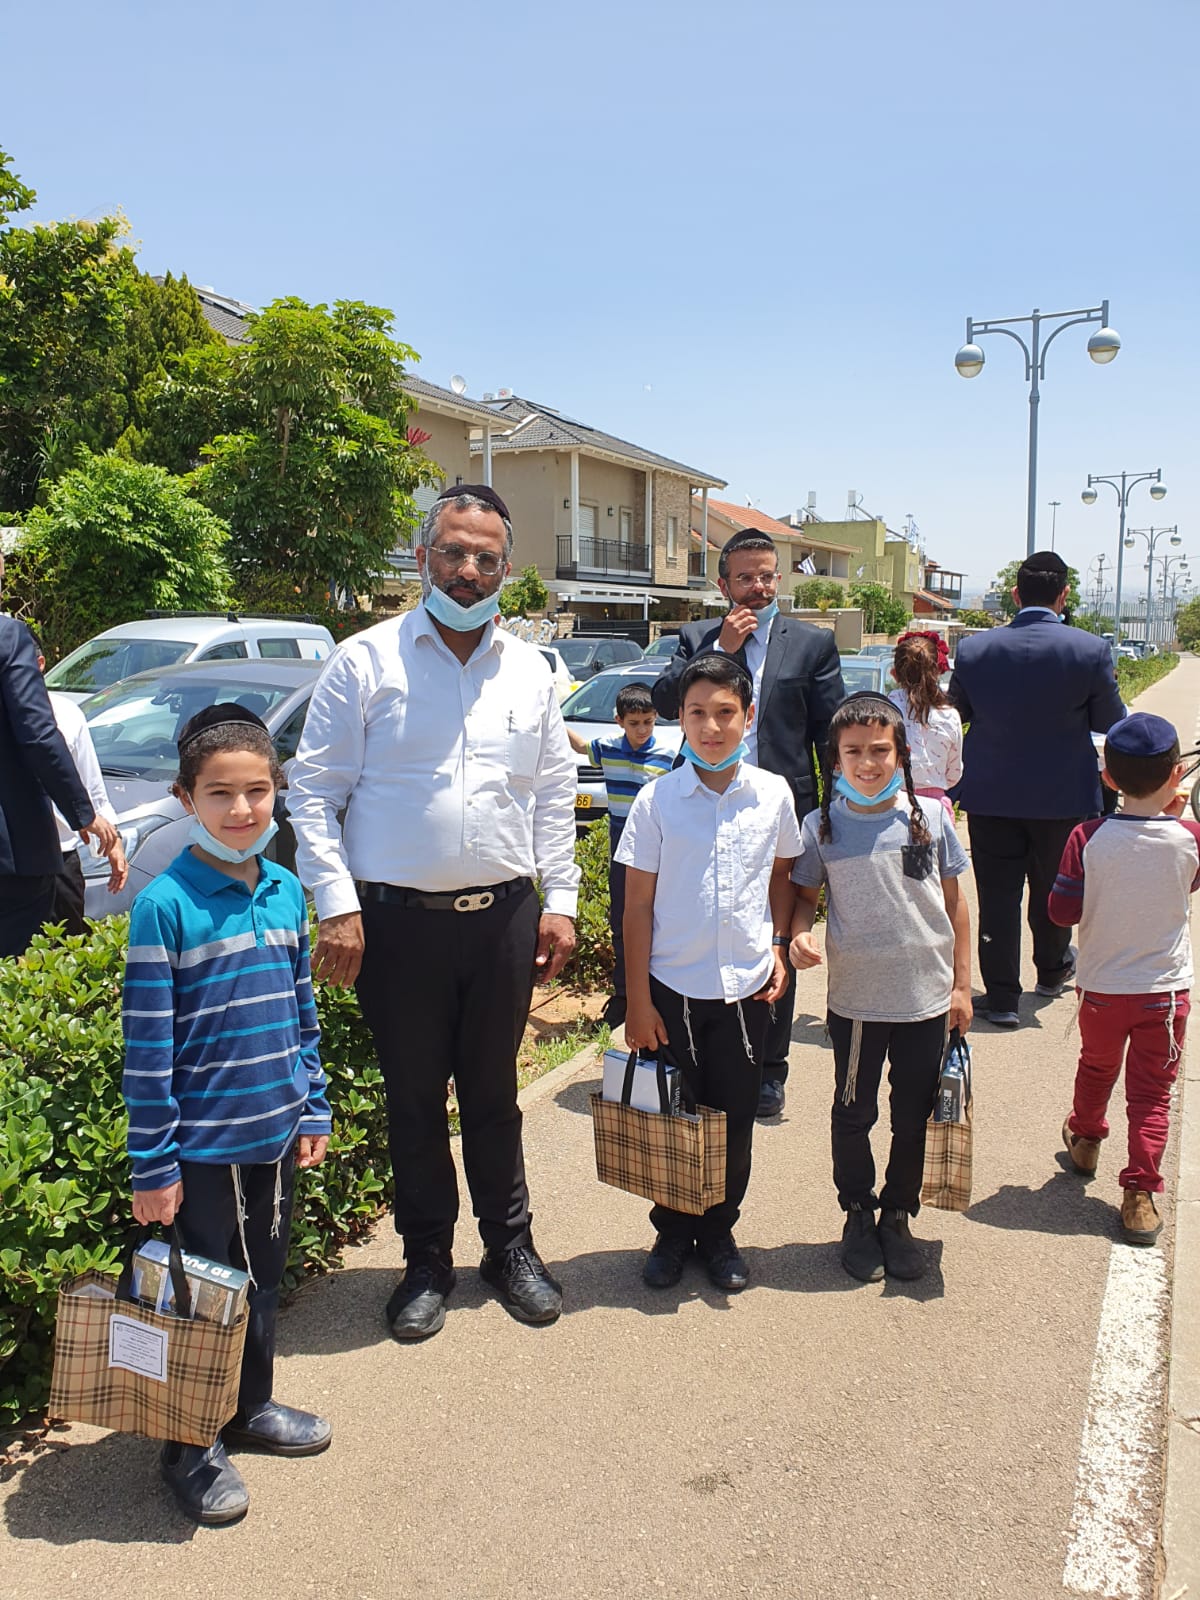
[463,395,727,624]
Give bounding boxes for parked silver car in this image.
[79,660,322,917]
[561,659,682,823]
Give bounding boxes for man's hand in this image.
[133,1181,184,1227]
[789,931,822,970]
[949,985,973,1034]
[79,813,119,856]
[716,605,761,656]
[755,951,790,1005]
[625,1001,669,1054]
[105,840,129,896]
[313,911,365,988]
[534,913,576,984]
[298,1134,329,1169]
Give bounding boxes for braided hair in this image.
[818,692,930,847]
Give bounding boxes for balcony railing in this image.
[556,534,650,580]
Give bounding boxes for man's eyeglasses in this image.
[729,571,781,591]
[429,543,506,578]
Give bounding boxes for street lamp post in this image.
[1081,471,1167,662]
[1160,553,1190,645]
[1124,525,1180,646]
[1049,500,1061,550]
[955,302,1120,556]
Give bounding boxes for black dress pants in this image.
[608,818,627,1000]
[48,850,87,936]
[175,1144,296,1416]
[967,814,1078,1010]
[648,974,770,1245]
[762,958,795,1084]
[828,1010,947,1215]
[0,873,55,958]
[355,881,540,1258]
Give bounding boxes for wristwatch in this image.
[772,935,789,947]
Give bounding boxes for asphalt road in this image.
[3,657,1195,1600]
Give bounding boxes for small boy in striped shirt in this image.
[122,704,332,1526]
[567,682,675,1025]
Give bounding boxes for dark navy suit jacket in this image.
[0,615,94,877]
[651,613,845,819]
[947,610,1126,820]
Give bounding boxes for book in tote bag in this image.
[591,1049,726,1216]
[49,1229,248,1446]
[921,1029,973,1212]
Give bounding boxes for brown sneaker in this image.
[1121,1189,1162,1246]
[1062,1117,1100,1176]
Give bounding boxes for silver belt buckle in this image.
[453,891,495,912]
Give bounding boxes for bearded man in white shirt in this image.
[287,485,579,1340]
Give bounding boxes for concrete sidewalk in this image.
[2,659,1196,1600]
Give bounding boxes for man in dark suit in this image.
[0,612,121,956]
[948,550,1125,1028]
[652,529,845,1115]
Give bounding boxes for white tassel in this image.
[841,1019,864,1107]
[682,996,698,1065]
[735,999,754,1064]
[230,1165,258,1290]
[1165,991,1183,1068]
[270,1158,283,1240]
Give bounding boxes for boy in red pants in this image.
[1048,712,1197,1244]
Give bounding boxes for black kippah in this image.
[178,702,269,754]
[1018,548,1068,577]
[435,483,512,524]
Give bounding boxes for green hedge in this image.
[0,823,614,1428]
[1116,650,1177,700]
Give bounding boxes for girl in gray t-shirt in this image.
[789,692,972,1286]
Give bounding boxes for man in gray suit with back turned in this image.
[652,528,845,1116]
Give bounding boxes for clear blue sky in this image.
[7,0,1197,597]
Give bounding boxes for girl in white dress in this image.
[888,632,963,819]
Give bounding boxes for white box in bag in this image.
[601,1049,680,1115]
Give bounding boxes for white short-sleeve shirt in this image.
[615,758,803,1002]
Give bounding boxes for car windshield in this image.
[555,639,599,671]
[83,676,300,778]
[838,658,889,694]
[644,636,681,656]
[562,671,675,724]
[46,637,194,694]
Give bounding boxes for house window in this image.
[619,507,633,547]
[666,515,678,561]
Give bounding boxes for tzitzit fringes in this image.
[1165,991,1183,1068]
[230,1164,259,1290]
[682,996,698,1064]
[270,1158,283,1240]
[840,1018,864,1107]
[735,1000,754,1064]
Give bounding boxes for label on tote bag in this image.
[108,1313,169,1382]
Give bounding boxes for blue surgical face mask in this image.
[421,570,502,632]
[681,739,748,773]
[834,771,904,807]
[752,599,779,626]
[189,816,279,865]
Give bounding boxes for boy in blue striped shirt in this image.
[122,704,332,1526]
[567,682,675,1025]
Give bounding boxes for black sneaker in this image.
[385,1251,456,1341]
[479,1239,562,1324]
[756,1077,785,1118]
[877,1208,926,1280]
[643,1233,693,1288]
[840,1207,885,1283]
[696,1232,749,1293]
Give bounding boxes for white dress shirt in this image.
[287,607,580,922]
[615,758,803,1002]
[715,612,773,763]
[48,690,116,854]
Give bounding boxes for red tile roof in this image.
[705,500,798,539]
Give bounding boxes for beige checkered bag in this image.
[49,1233,247,1446]
[921,1030,974,1212]
[591,1051,726,1215]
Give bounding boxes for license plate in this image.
[575,794,592,809]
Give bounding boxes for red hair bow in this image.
[898,630,950,674]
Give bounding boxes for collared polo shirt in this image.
[615,758,803,1002]
[586,732,675,823]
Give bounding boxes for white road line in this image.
[1063,1244,1170,1598]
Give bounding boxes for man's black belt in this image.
[355,877,531,912]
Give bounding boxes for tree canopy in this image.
[848,580,909,636]
[1174,597,1200,650]
[992,559,1081,619]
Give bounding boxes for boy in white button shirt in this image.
[617,654,802,1293]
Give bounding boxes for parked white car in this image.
[561,659,682,823]
[538,645,576,703]
[45,614,336,703]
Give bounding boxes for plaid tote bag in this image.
[921,1029,974,1212]
[49,1231,247,1446]
[591,1050,726,1215]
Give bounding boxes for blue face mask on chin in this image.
[681,739,749,773]
[834,771,904,807]
[423,578,502,632]
[189,816,279,865]
[752,599,779,626]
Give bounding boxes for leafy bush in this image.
[498,564,549,618]
[571,819,614,988]
[0,914,389,1429]
[792,578,845,610]
[955,609,995,630]
[1116,650,1177,699]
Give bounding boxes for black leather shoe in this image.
[385,1253,456,1340]
[877,1208,926,1280]
[840,1207,885,1283]
[479,1239,562,1324]
[642,1233,692,1288]
[756,1077,785,1118]
[160,1440,249,1525]
[224,1399,332,1457]
[697,1232,749,1293]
